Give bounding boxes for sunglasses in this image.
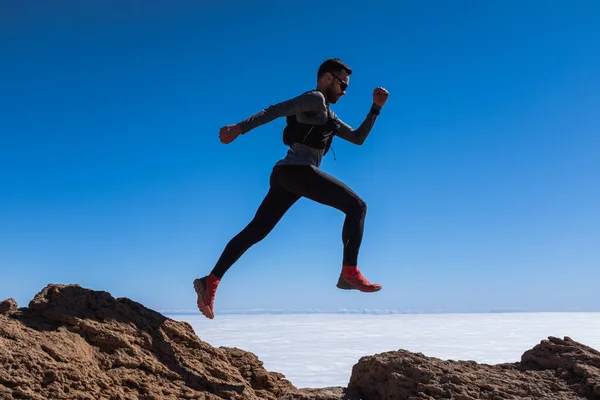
[331,73,348,91]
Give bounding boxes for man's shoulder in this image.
[295,89,326,103]
[288,90,327,116]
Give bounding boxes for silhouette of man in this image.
[194,58,389,319]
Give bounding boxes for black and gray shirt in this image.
[237,90,381,168]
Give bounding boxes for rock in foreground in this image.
[0,284,297,400]
[2,284,600,400]
[348,337,600,399]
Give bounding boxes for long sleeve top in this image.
[237,90,381,168]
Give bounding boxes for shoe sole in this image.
[336,276,382,292]
[193,278,214,319]
[337,276,357,290]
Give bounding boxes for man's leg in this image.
[211,186,300,279]
[273,165,381,292]
[195,169,300,319]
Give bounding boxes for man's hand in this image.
[373,87,389,107]
[219,124,242,144]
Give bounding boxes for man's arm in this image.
[333,103,382,145]
[237,90,327,134]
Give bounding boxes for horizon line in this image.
[159,308,598,316]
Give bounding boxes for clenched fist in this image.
[219,124,242,144]
[373,87,389,107]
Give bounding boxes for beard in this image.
[325,84,341,104]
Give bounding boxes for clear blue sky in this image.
[2,1,599,314]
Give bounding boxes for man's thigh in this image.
[276,166,363,212]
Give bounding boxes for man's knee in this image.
[358,198,367,217]
[346,196,367,219]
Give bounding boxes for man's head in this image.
[317,58,352,104]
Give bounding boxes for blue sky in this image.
[1,0,599,314]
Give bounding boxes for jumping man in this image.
[194,58,389,319]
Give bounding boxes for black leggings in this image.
[210,165,367,279]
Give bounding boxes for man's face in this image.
[325,70,349,104]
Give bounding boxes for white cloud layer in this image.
[169,312,600,388]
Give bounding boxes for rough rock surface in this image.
[0,284,299,400]
[347,336,600,399]
[2,284,600,400]
[279,386,360,400]
[0,298,17,315]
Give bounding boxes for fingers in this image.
[218,125,239,144]
[219,127,229,144]
[219,125,233,134]
[220,133,233,144]
[220,124,240,134]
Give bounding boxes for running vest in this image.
[282,111,340,155]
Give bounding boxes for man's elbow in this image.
[354,135,367,145]
[343,133,366,145]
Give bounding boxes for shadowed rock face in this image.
[347,337,600,400]
[1,284,600,400]
[0,284,296,400]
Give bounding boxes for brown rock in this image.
[521,336,600,398]
[0,298,17,315]
[0,284,296,400]
[221,346,295,398]
[347,336,600,399]
[278,386,361,400]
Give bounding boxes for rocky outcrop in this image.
[0,298,17,315]
[279,386,360,400]
[1,284,600,400]
[0,284,296,400]
[347,336,600,399]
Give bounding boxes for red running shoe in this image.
[336,265,382,292]
[194,273,220,319]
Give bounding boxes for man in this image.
[194,58,389,319]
